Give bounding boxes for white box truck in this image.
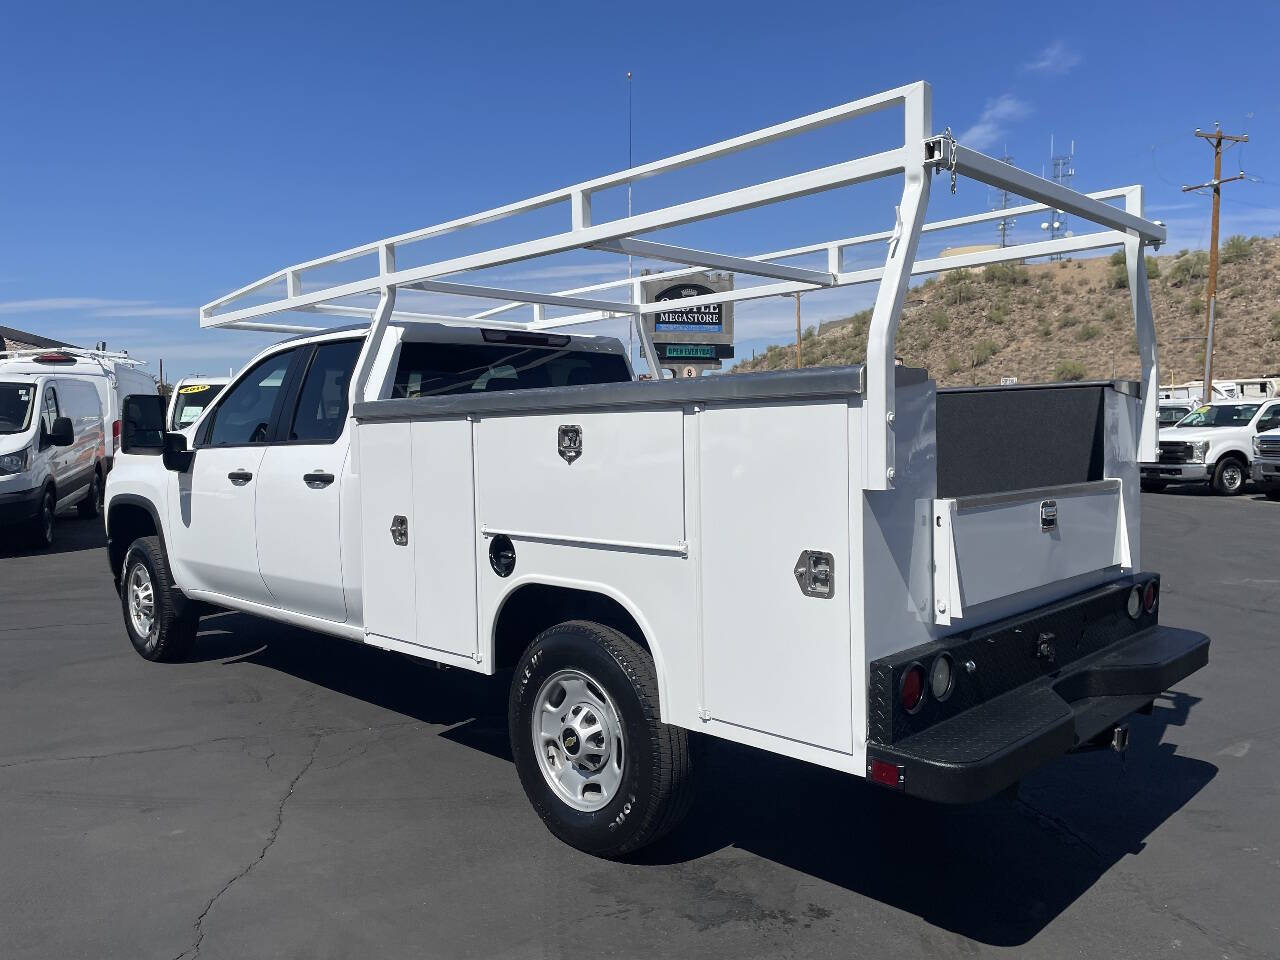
[104,82,1208,857]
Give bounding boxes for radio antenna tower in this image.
[1040,134,1075,260]
[991,147,1016,247]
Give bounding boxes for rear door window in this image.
[285,340,362,443]
[391,342,630,399]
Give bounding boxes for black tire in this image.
[1140,479,1167,493]
[1264,485,1280,501]
[26,486,55,548]
[1210,456,1247,496]
[509,620,693,858]
[77,469,102,518]
[120,536,198,662]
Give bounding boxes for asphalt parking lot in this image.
[1,490,1276,960]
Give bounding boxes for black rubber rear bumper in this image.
[866,625,1209,804]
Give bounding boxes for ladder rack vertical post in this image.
[1125,186,1159,463]
[863,81,932,490]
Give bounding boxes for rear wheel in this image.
[120,536,198,662]
[77,469,102,518]
[509,620,693,858]
[1211,457,1247,496]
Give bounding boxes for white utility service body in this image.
[105,81,1209,853]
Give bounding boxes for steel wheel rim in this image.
[128,563,156,641]
[1223,463,1243,491]
[532,668,626,812]
[42,494,53,540]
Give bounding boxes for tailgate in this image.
[931,479,1130,626]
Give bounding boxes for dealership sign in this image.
[652,284,724,333]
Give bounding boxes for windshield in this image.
[170,382,225,429]
[1177,403,1261,428]
[0,382,36,435]
[1159,406,1193,426]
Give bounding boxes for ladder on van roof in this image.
[198,80,1165,490]
[0,347,147,367]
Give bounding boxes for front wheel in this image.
[27,487,55,548]
[509,620,693,858]
[1140,479,1167,493]
[1264,484,1280,502]
[1211,457,1247,496]
[120,536,198,662]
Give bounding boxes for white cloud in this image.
[1024,41,1081,74]
[0,297,150,315]
[959,95,1032,151]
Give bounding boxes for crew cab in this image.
[103,82,1209,857]
[1141,398,1280,495]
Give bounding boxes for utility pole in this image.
[794,293,802,368]
[1182,124,1248,404]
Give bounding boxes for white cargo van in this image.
[0,374,105,546]
[0,349,155,468]
[167,376,230,431]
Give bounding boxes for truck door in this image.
[167,348,299,604]
[255,339,362,622]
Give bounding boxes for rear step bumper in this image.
[866,625,1209,804]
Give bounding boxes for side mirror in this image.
[162,432,195,473]
[48,416,74,447]
[120,394,165,453]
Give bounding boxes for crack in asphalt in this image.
[174,735,324,960]
[1014,796,1104,861]
[0,736,255,770]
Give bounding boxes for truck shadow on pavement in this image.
[191,614,1215,947]
[0,514,106,558]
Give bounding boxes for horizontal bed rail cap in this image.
[353,364,927,422]
[938,379,1141,399]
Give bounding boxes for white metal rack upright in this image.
[200,81,1165,490]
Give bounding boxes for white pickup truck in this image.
[104,82,1209,858]
[1251,426,1280,499]
[1141,398,1280,495]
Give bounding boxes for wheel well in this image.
[492,583,651,671]
[107,501,158,579]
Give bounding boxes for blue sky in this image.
[2,0,1278,380]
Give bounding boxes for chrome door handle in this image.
[227,470,253,485]
[303,471,335,489]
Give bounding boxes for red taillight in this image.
[1143,580,1159,614]
[869,758,903,789]
[112,419,121,451]
[900,663,925,714]
[34,352,75,364]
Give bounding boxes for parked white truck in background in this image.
[1251,426,1280,499]
[104,82,1209,857]
[166,375,230,431]
[1141,398,1280,495]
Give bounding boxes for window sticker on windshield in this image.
[179,383,212,394]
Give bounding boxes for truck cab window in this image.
[287,340,362,443]
[391,341,630,398]
[206,350,296,446]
